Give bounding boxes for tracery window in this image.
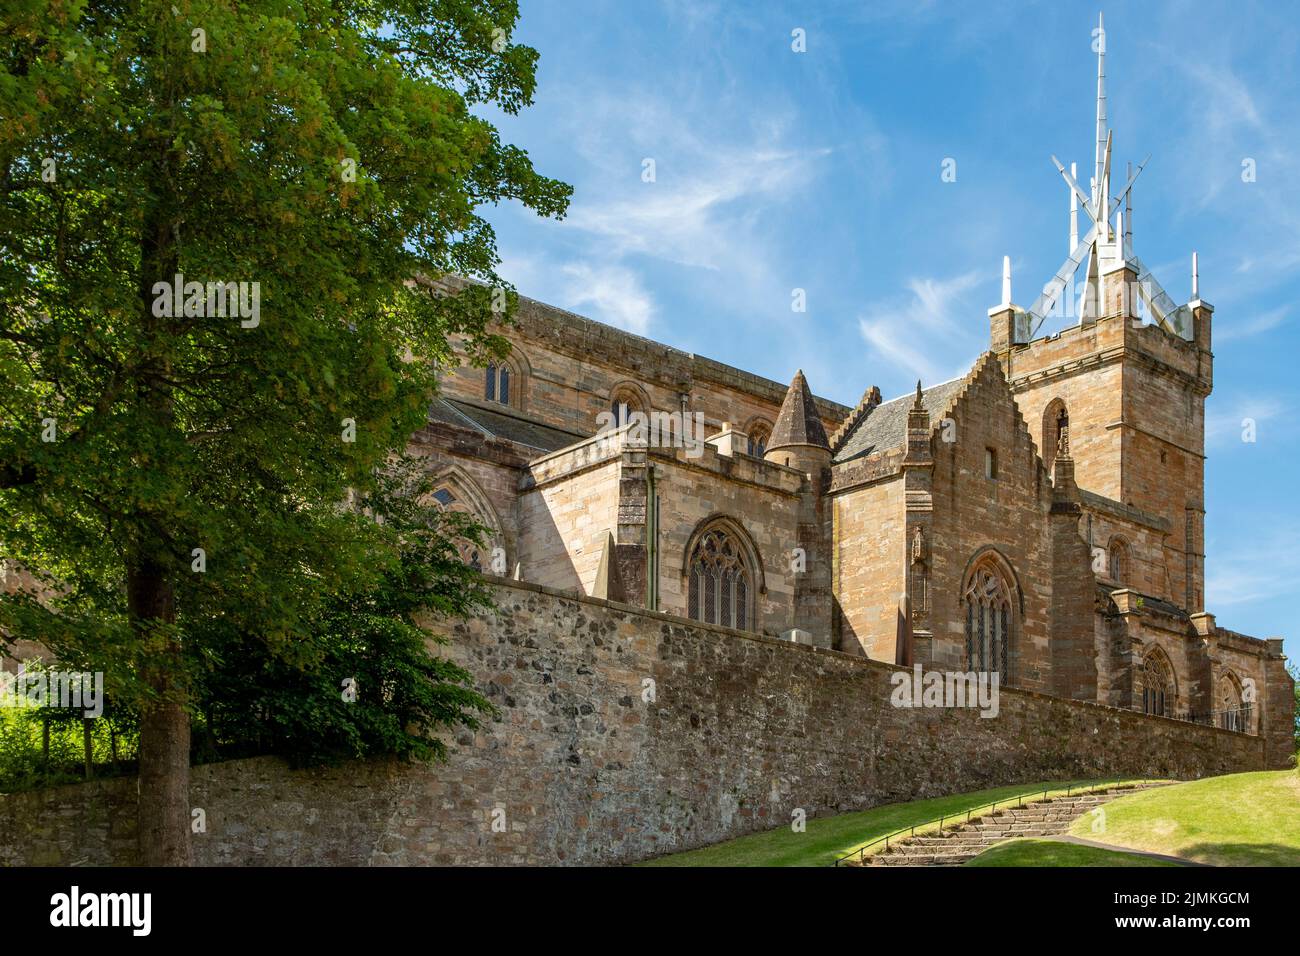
[962,559,1013,679]
[610,396,643,427]
[1218,673,1248,732]
[747,423,772,458]
[1141,649,1174,717]
[427,471,508,576]
[686,526,754,631]
[429,485,483,570]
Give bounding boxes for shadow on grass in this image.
[1175,842,1300,867]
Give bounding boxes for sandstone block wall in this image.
[440,296,846,444]
[1003,319,1126,501]
[926,358,1060,688]
[650,446,804,638]
[831,477,905,658]
[0,581,1273,867]
[517,440,624,594]
[999,310,1209,611]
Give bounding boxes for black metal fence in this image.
[1149,704,1253,734]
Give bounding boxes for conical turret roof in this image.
[767,369,829,452]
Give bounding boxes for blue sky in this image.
[485,0,1300,659]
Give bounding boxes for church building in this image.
[414,22,1292,743]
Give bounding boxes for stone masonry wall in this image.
[440,296,846,444]
[0,581,1274,867]
[831,476,905,659]
[926,356,1059,689]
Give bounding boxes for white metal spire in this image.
[1124,160,1133,254]
[1094,11,1107,208]
[1192,251,1199,299]
[1069,162,1079,252]
[1017,13,1196,343]
[1002,255,1012,305]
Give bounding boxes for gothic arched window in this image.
[610,394,644,427]
[1042,399,1069,471]
[606,383,649,430]
[1141,649,1174,717]
[482,348,526,410]
[962,557,1014,680]
[1218,673,1248,732]
[686,525,755,631]
[484,362,511,406]
[1108,537,1130,585]
[747,422,772,458]
[427,469,504,574]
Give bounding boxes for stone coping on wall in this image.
[449,275,851,424]
[1080,488,1173,533]
[1105,587,1279,657]
[1217,627,1285,656]
[1006,310,1199,374]
[646,443,805,497]
[472,576,1262,743]
[521,422,807,496]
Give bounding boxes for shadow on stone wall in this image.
[0,581,1270,866]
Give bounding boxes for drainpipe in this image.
[646,464,659,611]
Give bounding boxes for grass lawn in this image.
[1064,769,1300,867]
[965,838,1177,867]
[637,778,1150,867]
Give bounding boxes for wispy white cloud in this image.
[857,269,987,384]
[498,82,840,346]
[1207,520,1300,608]
[498,253,656,335]
[1205,394,1285,447]
[564,143,827,272]
[1214,305,1290,344]
[1159,53,1300,283]
[557,262,656,335]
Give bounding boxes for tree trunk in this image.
[83,717,93,780]
[129,560,191,865]
[132,125,190,864]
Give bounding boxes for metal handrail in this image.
[831,778,1158,867]
[1156,705,1254,733]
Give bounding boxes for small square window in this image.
[984,448,998,480]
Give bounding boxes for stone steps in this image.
[852,783,1168,867]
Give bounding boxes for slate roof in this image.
[832,377,966,464]
[428,397,586,454]
[768,370,830,451]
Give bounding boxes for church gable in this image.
[832,377,965,465]
[920,352,1062,689]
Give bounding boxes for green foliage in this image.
[0,1,568,783]
[192,458,498,766]
[0,700,139,793]
[1289,661,1300,754]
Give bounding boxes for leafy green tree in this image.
[1289,661,1300,756]
[1,0,568,863]
[192,458,497,766]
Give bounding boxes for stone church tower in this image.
[989,12,1213,616]
[980,14,1277,731]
